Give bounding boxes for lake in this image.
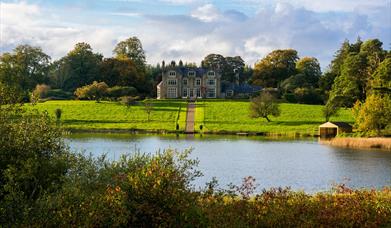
[66,133,391,193]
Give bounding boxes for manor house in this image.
[157,65,222,99]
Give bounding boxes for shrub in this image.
[293,87,323,104]
[74,81,109,101]
[0,105,72,225]
[120,96,140,107]
[108,86,138,99]
[46,89,73,100]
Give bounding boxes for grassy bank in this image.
[29,99,355,135]
[27,100,186,131]
[196,100,354,135]
[321,137,391,151]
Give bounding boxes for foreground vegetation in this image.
[196,100,354,135]
[28,100,186,132]
[1,105,390,227]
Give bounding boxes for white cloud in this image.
[191,4,221,22]
[0,1,390,69]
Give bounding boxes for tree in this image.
[113,37,146,72]
[249,92,280,122]
[323,101,340,122]
[74,81,109,102]
[144,100,153,121]
[370,57,391,93]
[0,45,50,92]
[327,53,367,107]
[51,43,102,92]
[100,58,150,94]
[253,49,298,87]
[353,94,391,135]
[296,57,321,86]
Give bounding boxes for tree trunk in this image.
[265,116,271,122]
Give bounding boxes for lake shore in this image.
[320,137,391,151]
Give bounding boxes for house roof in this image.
[319,122,352,129]
[165,66,218,77]
[224,83,262,94]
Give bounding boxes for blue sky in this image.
[1,0,390,68]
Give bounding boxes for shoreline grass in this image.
[321,137,391,151]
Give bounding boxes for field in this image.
[28,99,355,135]
[27,100,186,131]
[196,100,354,135]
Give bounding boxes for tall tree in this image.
[328,53,367,107]
[252,49,298,87]
[113,37,146,72]
[0,45,50,91]
[51,43,102,91]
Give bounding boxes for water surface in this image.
[66,133,391,192]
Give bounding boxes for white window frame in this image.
[188,71,195,77]
[169,71,176,77]
[195,78,201,86]
[167,79,177,86]
[207,88,216,98]
[182,88,188,98]
[196,88,201,98]
[167,87,177,98]
[207,71,215,76]
[183,78,188,86]
[226,90,234,97]
[207,79,216,86]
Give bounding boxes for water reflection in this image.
[66,133,391,192]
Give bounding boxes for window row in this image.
[168,71,215,77]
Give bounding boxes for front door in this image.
[189,89,194,98]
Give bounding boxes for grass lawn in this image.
[27,100,187,131]
[196,100,354,135]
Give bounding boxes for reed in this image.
[321,137,391,150]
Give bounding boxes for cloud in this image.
[0,1,390,70]
[191,4,221,22]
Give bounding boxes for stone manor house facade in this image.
[157,65,222,99]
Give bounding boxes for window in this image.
[188,71,195,77]
[157,87,161,99]
[167,87,177,98]
[208,71,215,76]
[195,78,201,86]
[183,88,188,97]
[226,90,234,97]
[207,88,216,98]
[207,79,216,86]
[167,79,177,86]
[183,79,188,86]
[169,71,176,76]
[196,88,201,98]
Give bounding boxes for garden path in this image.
[185,102,195,133]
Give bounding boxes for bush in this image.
[46,89,74,100]
[283,92,297,103]
[74,81,109,101]
[108,86,138,99]
[120,96,140,107]
[0,105,72,225]
[293,88,323,104]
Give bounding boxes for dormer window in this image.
[169,71,176,77]
[188,71,195,77]
[207,71,215,76]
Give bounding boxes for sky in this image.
[1,0,390,68]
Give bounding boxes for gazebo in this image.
[319,122,353,137]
